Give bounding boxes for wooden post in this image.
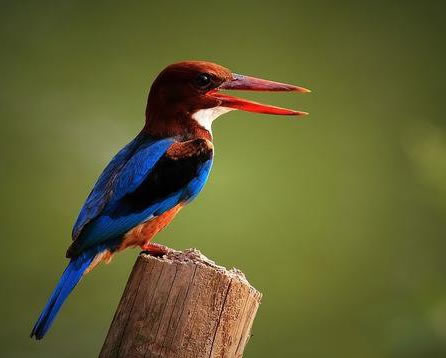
[99,249,262,358]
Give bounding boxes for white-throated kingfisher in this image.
[31,61,310,339]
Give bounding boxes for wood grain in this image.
[99,249,262,358]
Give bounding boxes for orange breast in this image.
[118,203,184,252]
[84,203,184,274]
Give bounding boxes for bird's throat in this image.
[192,106,234,135]
[144,106,232,141]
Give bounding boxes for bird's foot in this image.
[140,243,172,257]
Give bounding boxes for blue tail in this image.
[30,247,100,339]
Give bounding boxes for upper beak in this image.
[211,73,310,116]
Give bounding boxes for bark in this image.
[99,249,262,358]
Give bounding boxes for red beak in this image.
[211,73,310,116]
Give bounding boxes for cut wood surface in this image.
[99,249,262,358]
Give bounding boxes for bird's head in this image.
[144,61,310,140]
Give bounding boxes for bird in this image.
[30,61,310,339]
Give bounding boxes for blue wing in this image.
[67,136,213,257]
[71,133,173,241]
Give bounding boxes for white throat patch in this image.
[192,107,234,133]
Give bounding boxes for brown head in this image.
[144,61,310,140]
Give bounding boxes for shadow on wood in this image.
[99,249,262,358]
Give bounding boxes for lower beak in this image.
[211,73,310,116]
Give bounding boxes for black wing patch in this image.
[109,139,213,218]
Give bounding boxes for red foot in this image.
[140,243,171,257]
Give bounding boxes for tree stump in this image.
[99,249,262,358]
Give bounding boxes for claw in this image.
[140,243,171,257]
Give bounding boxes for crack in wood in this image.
[116,260,149,357]
[208,278,232,358]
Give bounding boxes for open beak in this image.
[211,73,310,116]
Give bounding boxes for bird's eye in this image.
[194,73,212,89]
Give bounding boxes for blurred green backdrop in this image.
[1,1,446,357]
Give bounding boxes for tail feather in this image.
[30,247,101,340]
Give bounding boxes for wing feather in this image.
[67,138,213,257]
[71,134,173,241]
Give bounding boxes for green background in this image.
[2,1,446,357]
